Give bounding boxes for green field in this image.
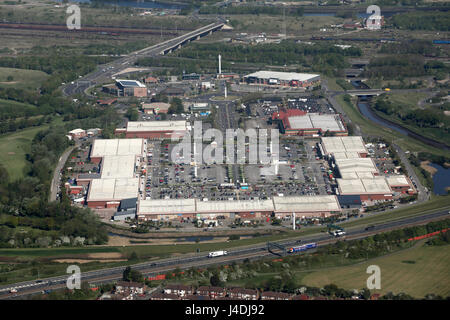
[0,125,49,180]
[302,242,450,298]
[0,67,49,90]
[0,247,120,258]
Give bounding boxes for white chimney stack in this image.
[218,54,222,76]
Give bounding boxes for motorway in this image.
[1,207,448,299]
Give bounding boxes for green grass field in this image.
[0,247,120,258]
[0,67,49,90]
[301,242,450,298]
[0,125,49,181]
[383,92,428,108]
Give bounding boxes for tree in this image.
[210,273,223,287]
[168,97,184,114]
[125,107,139,121]
[128,251,138,261]
[122,266,131,281]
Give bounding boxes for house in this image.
[160,87,185,97]
[260,291,292,300]
[97,98,117,106]
[143,76,159,84]
[150,292,180,300]
[68,128,86,139]
[292,294,310,300]
[142,102,171,115]
[87,128,102,137]
[115,281,146,295]
[227,288,258,300]
[201,81,214,90]
[196,286,226,299]
[182,73,200,81]
[182,295,211,300]
[164,284,193,297]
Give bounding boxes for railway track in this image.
[1,208,448,299]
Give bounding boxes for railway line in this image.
[1,208,448,299]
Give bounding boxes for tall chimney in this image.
[218,54,222,76]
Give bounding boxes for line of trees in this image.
[391,11,450,31]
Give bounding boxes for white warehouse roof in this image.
[126,121,189,133]
[91,138,145,158]
[88,178,139,202]
[196,199,274,213]
[321,136,367,156]
[288,113,345,131]
[336,158,378,178]
[138,199,197,215]
[337,177,392,195]
[100,155,136,179]
[136,196,341,216]
[386,175,411,187]
[273,195,341,213]
[244,71,320,82]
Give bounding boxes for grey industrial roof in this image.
[337,177,392,195]
[116,79,146,88]
[288,113,345,131]
[138,199,197,215]
[273,195,341,213]
[136,196,341,216]
[321,136,367,156]
[100,155,137,179]
[335,158,378,178]
[196,199,274,213]
[126,121,189,133]
[244,71,320,82]
[88,178,140,202]
[386,175,411,187]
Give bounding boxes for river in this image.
[357,99,450,151]
[428,163,450,195]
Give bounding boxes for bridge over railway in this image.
[62,20,226,96]
[346,89,385,97]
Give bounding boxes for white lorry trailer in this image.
[208,250,228,258]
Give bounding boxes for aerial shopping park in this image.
[64,120,416,223]
[62,69,417,224]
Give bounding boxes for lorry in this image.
[208,250,228,258]
[331,230,346,237]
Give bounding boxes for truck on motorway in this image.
[208,250,228,258]
[331,230,346,237]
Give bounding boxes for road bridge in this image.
[347,89,385,97]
